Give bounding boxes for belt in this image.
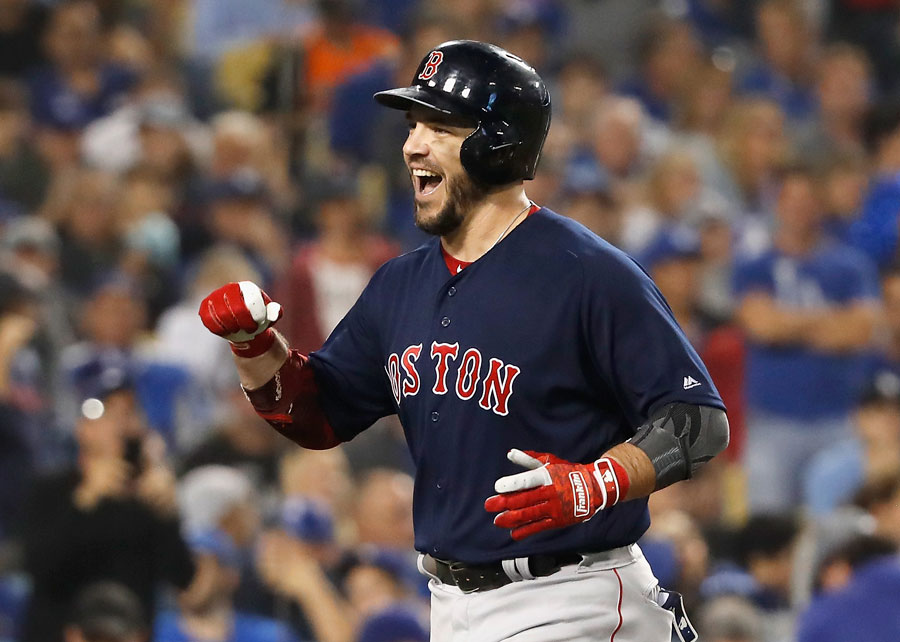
[423,552,583,593]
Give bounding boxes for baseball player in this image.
[199,41,729,641]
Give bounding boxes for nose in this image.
[403,122,430,161]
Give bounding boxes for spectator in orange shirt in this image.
[301,0,399,112]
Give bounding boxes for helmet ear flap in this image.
[460,120,522,185]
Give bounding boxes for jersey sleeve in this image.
[306,281,395,441]
[580,251,724,425]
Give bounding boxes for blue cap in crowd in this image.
[281,497,335,544]
[186,529,240,568]
[562,162,613,198]
[207,168,269,203]
[356,605,429,642]
[639,226,701,273]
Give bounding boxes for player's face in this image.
[403,108,487,236]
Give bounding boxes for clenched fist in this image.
[199,281,283,357]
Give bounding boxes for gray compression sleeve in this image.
[627,403,729,490]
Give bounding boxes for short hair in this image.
[67,582,147,641]
[854,473,900,512]
[864,100,900,155]
[813,534,898,593]
[820,534,897,572]
[820,42,872,76]
[735,513,800,566]
[634,13,692,65]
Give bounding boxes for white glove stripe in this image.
[506,448,543,470]
[494,467,551,494]
[266,301,282,323]
[238,281,267,325]
[592,462,609,511]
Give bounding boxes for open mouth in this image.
[412,168,444,197]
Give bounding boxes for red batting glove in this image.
[484,449,631,541]
[198,281,283,357]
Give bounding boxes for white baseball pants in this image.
[424,544,675,642]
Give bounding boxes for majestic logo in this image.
[385,341,521,416]
[418,51,444,80]
[682,376,701,390]
[569,471,590,518]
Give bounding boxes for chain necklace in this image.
[489,201,534,251]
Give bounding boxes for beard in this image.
[414,170,490,236]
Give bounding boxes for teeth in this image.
[412,169,440,177]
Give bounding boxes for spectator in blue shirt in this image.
[737,0,817,122]
[793,44,872,166]
[618,14,703,124]
[798,535,900,642]
[819,153,869,246]
[867,265,900,380]
[849,101,900,269]
[733,165,880,511]
[154,530,299,642]
[28,1,137,131]
[804,372,900,515]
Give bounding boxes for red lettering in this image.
[431,342,459,394]
[418,51,444,80]
[385,353,401,404]
[456,348,482,400]
[479,358,521,416]
[401,344,423,397]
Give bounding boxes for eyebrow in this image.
[405,112,476,129]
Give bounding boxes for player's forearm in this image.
[602,443,656,501]
[241,347,342,450]
[233,330,290,389]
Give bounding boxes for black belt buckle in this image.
[657,589,697,642]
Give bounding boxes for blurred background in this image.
[2,0,900,641]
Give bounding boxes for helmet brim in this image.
[374,86,458,115]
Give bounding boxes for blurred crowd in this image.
[3,0,900,641]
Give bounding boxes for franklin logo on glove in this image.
[569,472,590,518]
[484,449,630,541]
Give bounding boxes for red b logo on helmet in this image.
[418,51,444,80]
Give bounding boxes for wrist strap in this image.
[230,328,276,358]
[592,457,631,509]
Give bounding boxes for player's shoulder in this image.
[528,207,651,283]
[369,239,437,279]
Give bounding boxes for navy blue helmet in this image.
[375,40,551,186]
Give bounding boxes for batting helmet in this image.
[374,40,551,186]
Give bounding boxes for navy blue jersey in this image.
[308,208,723,563]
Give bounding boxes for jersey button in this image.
[436,479,446,490]
[448,286,457,297]
[441,317,451,327]
[431,411,440,422]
